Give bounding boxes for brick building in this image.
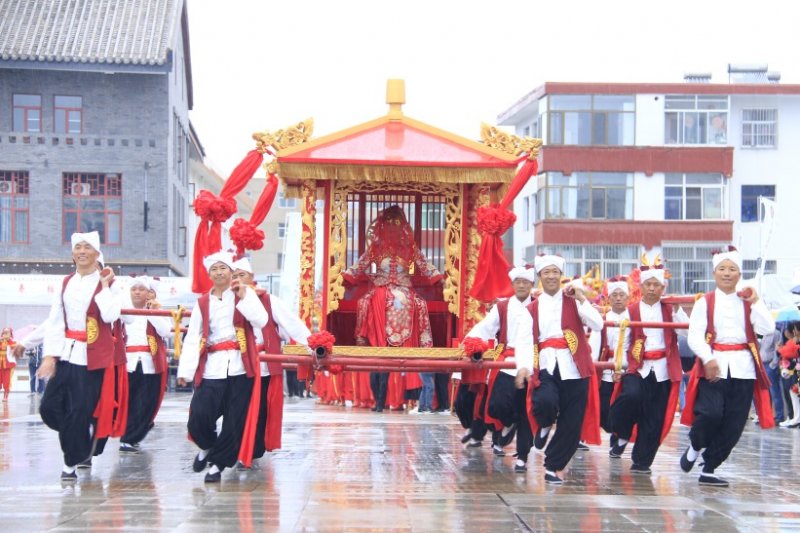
[0,0,195,276]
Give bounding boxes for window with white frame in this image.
[532,244,640,278]
[664,95,728,145]
[548,95,635,146]
[537,172,633,220]
[277,222,287,239]
[664,173,725,220]
[662,242,729,294]
[742,259,776,279]
[278,190,297,209]
[742,109,777,148]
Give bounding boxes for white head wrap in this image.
[508,266,535,283]
[130,275,154,292]
[203,251,236,272]
[607,280,629,295]
[232,257,254,274]
[533,254,565,274]
[640,268,665,285]
[712,248,742,271]
[71,231,101,253]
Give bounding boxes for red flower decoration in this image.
[477,205,517,236]
[462,337,489,357]
[194,190,237,223]
[308,330,336,355]
[230,218,265,252]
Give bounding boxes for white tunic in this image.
[464,295,532,376]
[635,301,689,382]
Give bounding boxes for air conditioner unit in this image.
[71,182,91,196]
[0,181,13,194]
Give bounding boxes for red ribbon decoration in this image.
[469,157,538,302]
[191,149,264,293]
[230,173,279,255]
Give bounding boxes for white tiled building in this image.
[498,66,800,294]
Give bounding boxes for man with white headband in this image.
[39,231,121,482]
[177,251,268,483]
[514,254,603,484]
[462,265,535,463]
[680,246,775,487]
[607,254,689,476]
[118,276,172,453]
[230,256,311,468]
[588,276,631,452]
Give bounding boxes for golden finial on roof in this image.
[386,79,405,120]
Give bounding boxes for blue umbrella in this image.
[775,306,800,323]
[792,285,800,295]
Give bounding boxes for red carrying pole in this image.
[604,320,688,329]
[122,308,192,318]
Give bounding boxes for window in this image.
[664,95,728,145]
[741,185,775,223]
[742,259,777,279]
[663,243,730,294]
[523,196,530,229]
[547,95,635,146]
[664,173,725,220]
[54,96,83,134]
[13,94,41,133]
[531,244,639,278]
[277,222,287,239]
[421,202,445,230]
[537,172,633,220]
[0,171,29,243]
[278,190,297,209]
[742,109,777,148]
[277,252,284,270]
[62,173,122,245]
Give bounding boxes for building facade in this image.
[499,66,800,294]
[0,0,194,276]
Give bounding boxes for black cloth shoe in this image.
[498,424,517,447]
[609,440,627,458]
[514,462,527,473]
[235,461,251,471]
[698,474,729,487]
[60,470,78,482]
[192,453,208,473]
[492,445,506,457]
[204,470,222,483]
[680,447,696,473]
[533,430,550,451]
[577,442,590,451]
[119,443,139,453]
[76,458,92,469]
[466,439,482,448]
[544,472,563,485]
[630,463,652,475]
[460,431,472,444]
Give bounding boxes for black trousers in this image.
[285,369,302,397]
[253,376,272,459]
[689,376,754,472]
[187,374,253,469]
[608,371,672,468]
[370,372,389,410]
[121,363,162,445]
[40,361,105,467]
[488,372,533,461]
[454,383,488,441]
[434,373,450,410]
[599,379,615,434]
[532,366,588,472]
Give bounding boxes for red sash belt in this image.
[539,338,568,350]
[208,340,240,353]
[126,345,151,353]
[643,350,666,360]
[711,343,749,352]
[65,329,87,342]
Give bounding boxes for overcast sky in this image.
[186,0,798,175]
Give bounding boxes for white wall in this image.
[635,94,664,146]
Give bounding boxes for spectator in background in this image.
[0,327,17,401]
[27,343,45,395]
[760,330,783,424]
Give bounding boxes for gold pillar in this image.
[299,182,316,326]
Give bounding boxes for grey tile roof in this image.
[0,0,181,66]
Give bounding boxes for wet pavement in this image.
[1,391,799,532]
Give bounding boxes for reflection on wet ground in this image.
[1,392,798,532]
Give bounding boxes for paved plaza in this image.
[0,391,798,532]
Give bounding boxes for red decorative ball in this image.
[477,205,517,236]
[462,337,489,356]
[230,218,265,252]
[308,331,336,354]
[194,190,237,223]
